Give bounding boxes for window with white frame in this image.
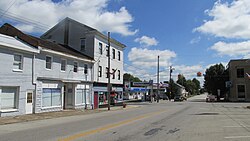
[0,87,18,110]
[42,88,61,107]
[118,70,121,80]
[112,48,115,59]
[61,59,66,71]
[80,38,86,52]
[98,66,102,77]
[112,69,115,79]
[76,85,90,105]
[73,61,78,72]
[99,42,103,55]
[106,45,109,57]
[118,51,121,61]
[13,54,23,70]
[106,67,109,78]
[46,56,52,69]
[76,88,85,104]
[84,64,88,74]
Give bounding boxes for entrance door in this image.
[94,92,98,109]
[26,91,33,114]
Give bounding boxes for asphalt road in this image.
[1,94,250,141]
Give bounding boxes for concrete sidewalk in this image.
[0,105,138,125]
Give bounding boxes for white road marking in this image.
[224,136,250,139]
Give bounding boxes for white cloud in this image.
[128,47,176,69]
[190,36,201,44]
[210,41,250,57]
[134,36,158,47]
[0,0,137,36]
[195,0,250,39]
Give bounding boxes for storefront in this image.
[93,83,123,107]
[36,79,93,113]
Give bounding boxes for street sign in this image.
[133,82,150,86]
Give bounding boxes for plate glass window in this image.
[1,87,18,110]
[13,54,22,70]
[42,88,61,107]
[46,56,52,69]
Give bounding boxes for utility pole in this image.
[107,32,111,110]
[169,66,173,100]
[157,56,159,103]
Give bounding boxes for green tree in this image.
[192,78,201,94]
[185,80,196,95]
[176,74,187,87]
[166,79,178,99]
[123,73,142,82]
[204,63,229,98]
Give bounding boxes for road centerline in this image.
[58,110,167,141]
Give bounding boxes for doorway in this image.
[26,91,33,114]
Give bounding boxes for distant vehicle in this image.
[174,95,183,102]
[158,93,169,100]
[206,95,216,102]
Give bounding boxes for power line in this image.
[0,0,17,18]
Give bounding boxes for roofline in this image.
[91,30,126,48]
[39,47,95,63]
[41,17,126,48]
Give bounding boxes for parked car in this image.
[174,95,183,102]
[206,95,216,102]
[159,93,169,100]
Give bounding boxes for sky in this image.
[0,0,250,85]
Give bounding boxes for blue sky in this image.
[1,0,250,84]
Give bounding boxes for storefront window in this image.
[42,88,61,107]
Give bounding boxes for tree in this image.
[123,73,142,82]
[204,63,229,98]
[166,79,178,99]
[176,74,187,87]
[192,78,201,94]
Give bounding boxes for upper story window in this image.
[61,59,66,71]
[73,61,78,72]
[98,66,102,77]
[106,67,109,78]
[84,64,88,74]
[237,68,244,78]
[118,51,121,61]
[46,56,52,69]
[118,70,120,80]
[112,69,115,79]
[80,38,86,52]
[106,45,109,57]
[112,48,115,59]
[13,54,23,70]
[99,42,103,55]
